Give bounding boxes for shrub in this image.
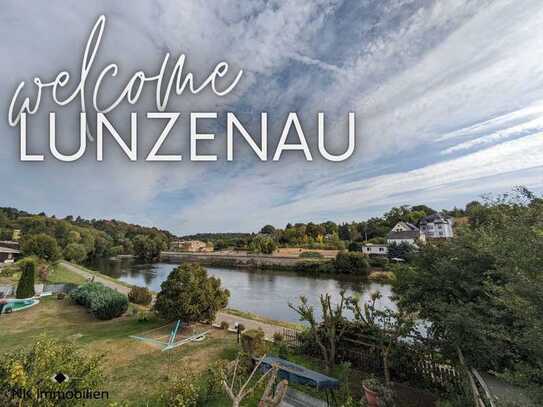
[348,242,364,252]
[57,292,65,300]
[220,321,230,330]
[368,256,389,268]
[237,323,245,332]
[15,257,36,299]
[128,286,153,305]
[161,371,200,407]
[0,335,104,407]
[334,252,369,275]
[154,263,229,323]
[241,328,267,356]
[273,332,283,343]
[70,282,128,320]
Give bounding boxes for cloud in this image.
[1,0,543,234]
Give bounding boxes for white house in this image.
[362,243,388,256]
[386,222,426,246]
[419,214,454,239]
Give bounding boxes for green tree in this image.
[64,243,87,264]
[21,233,61,262]
[387,242,415,261]
[0,335,104,407]
[132,234,166,262]
[260,225,276,235]
[394,189,543,403]
[334,252,369,275]
[15,257,36,299]
[249,235,276,254]
[154,263,230,323]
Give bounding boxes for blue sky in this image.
[1,0,543,234]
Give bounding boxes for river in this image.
[89,258,396,323]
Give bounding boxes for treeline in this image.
[180,201,488,254]
[0,207,175,263]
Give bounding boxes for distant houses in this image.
[362,243,388,256]
[170,240,212,252]
[0,241,21,264]
[419,213,454,239]
[386,221,426,246]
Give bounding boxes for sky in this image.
[1,0,543,235]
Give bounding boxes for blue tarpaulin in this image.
[256,356,340,390]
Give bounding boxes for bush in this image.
[70,282,128,320]
[237,323,245,332]
[334,252,370,275]
[273,332,283,342]
[368,256,389,268]
[348,242,364,252]
[220,321,230,330]
[57,292,66,300]
[161,371,200,407]
[241,328,267,356]
[128,286,153,305]
[0,335,104,407]
[15,257,36,299]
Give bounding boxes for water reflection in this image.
[88,258,396,323]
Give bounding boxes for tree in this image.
[348,291,415,387]
[154,263,230,323]
[394,189,543,403]
[15,258,36,299]
[64,243,87,264]
[21,233,61,262]
[259,225,276,235]
[132,234,166,262]
[222,355,288,407]
[289,292,348,373]
[386,242,415,261]
[348,241,364,252]
[249,235,276,254]
[0,335,104,407]
[334,252,369,275]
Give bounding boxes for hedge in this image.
[70,283,128,320]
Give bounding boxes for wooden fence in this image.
[281,327,464,392]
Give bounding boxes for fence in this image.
[281,327,464,392]
[0,283,77,298]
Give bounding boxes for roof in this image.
[419,213,452,225]
[0,246,20,254]
[387,230,421,240]
[394,221,419,231]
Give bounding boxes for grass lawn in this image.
[47,263,87,285]
[0,298,240,405]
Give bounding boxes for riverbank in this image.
[58,261,301,338]
[160,250,326,271]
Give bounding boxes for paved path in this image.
[60,261,294,339]
[59,261,131,294]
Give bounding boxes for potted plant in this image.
[362,376,395,407]
[362,376,382,407]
